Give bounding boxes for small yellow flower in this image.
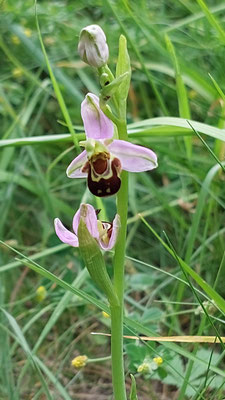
[102,311,110,319]
[36,286,47,302]
[12,68,23,78]
[153,356,163,366]
[11,35,20,45]
[24,28,32,37]
[71,355,88,369]
[189,89,197,99]
[137,362,150,374]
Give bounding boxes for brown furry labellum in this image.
[82,152,121,197]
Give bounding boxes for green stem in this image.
[110,304,127,400]
[111,120,128,400]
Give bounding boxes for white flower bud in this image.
[78,25,109,68]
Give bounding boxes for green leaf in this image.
[125,343,147,365]
[158,367,168,379]
[116,35,131,102]
[196,0,225,44]
[165,34,192,158]
[141,308,164,323]
[100,72,130,100]
[128,273,155,289]
[129,374,138,400]
[129,117,225,142]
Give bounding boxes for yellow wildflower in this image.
[153,356,163,366]
[102,311,110,319]
[24,28,32,37]
[12,68,23,78]
[71,355,88,369]
[189,89,197,99]
[11,35,20,45]
[36,286,47,302]
[137,362,150,374]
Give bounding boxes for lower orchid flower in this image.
[66,93,158,197]
[54,203,120,250]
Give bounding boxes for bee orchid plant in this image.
[54,24,158,400]
[66,93,157,197]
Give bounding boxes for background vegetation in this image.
[0,0,225,399]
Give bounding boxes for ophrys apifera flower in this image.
[54,203,120,250]
[67,93,158,197]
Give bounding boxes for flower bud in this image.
[78,25,109,68]
[137,362,150,374]
[36,286,47,302]
[71,355,88,369]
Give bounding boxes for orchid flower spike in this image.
[78,25,109,68]
[67,93,158,197]
[54,203,120,251]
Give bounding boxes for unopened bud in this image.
[36,286,47,302]
[137,362,150,374]
[71,355,88,369]
[78,25,109,68]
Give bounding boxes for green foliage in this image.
[78,217,118,305]
[129,374,138,400]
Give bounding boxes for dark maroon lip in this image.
[83,155,122,197]
[88,174,121,197]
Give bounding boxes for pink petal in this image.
[72,203,99,239]
[81,93,114,140]
[108,140,158,172]
[54,218,79,247]
[100,214,120,250]
[66,150,88,178]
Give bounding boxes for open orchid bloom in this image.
[54,203,120,251]
[67,93,158,197]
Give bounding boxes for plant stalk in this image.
[110,120,128,400]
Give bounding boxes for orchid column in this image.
[55,25,157,400]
